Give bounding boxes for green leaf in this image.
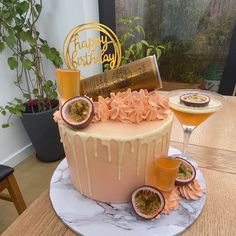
[39,38,46,44]
[14,98,23,104]
[1,111,6,116]
[23,93,31,99]
[6,27,14,37]
[35,4,42,13]
[141,40,150,47]
[0,42,5,53]
[43,84,49,92]
[19,31,28,41]
[2,11,11,19]
[40,44,49,55]
[7,57,18,70]
[54,56,63,67]
[146,48,152,56]
[52,91,58,99]
[15,17,24,26]
[46,80,53,87]
[155,48,162,59]
[22,59,32,70]
[4,36,16,48]
[135,25,145,37]
[157,45,165,50]
[136,42,143,57]
[120,34,127,44]
[133,16,141,22]
[2,124,9,128]
[14,111,22,117]
[25,31,35,46]
[33,88,38,95]
[16,1,30,15]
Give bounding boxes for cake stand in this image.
[50,147,206,236]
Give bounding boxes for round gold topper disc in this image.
[63,22,121,70]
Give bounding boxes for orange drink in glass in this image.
[166,89,225,156]
[55,69,80,105]
[147,157,180,192]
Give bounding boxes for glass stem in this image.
[182,125,195,156]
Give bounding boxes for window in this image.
[114,0,236,92]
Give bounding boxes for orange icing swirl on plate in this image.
[93,89,170,124]
[176,179,202,200]
[162,188,180,215]
[161,179,202,214]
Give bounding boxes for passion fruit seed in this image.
[61,96,94,129]
[175,157,196,186]
[69,100,89,122]
[131,185,165,220]
[177,163,193,180]
[134,190,161,216]
[180,93,210,107]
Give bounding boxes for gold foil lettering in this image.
[64,23,121,70]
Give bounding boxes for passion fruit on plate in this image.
[131,185,165,220]
[61,96,94,129]
[175,157,196,186]
[180,93,210,107]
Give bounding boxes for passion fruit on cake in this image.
[180,93,210,107]
[131,185,165,220]
[175,157,196,186]
[61,96,94,129]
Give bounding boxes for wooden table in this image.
[2,96,236,236]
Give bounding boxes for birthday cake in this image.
[54,89,173,203]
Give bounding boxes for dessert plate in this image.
[50,147,206,236]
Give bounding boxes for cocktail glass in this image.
[166,89,225,156]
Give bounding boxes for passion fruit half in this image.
[131,185,165,220]
[180,93,210,107]
[175,157,196,186]
[61,96,94,129]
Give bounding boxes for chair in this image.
[0,164,26,214]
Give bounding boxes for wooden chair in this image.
[0,164,26,214]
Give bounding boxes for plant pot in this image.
[203,63,223,92]
[21,105,65,162]
[203,79,221,93]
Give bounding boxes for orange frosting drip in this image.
[176,179,202,200]
[162,188,180,215]
[93,89,170,124]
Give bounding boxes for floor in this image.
[0,154,61,233]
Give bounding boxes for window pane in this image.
[115,0,236,91]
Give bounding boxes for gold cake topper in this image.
[63,22,121,70]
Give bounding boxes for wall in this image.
[0,0,100,166]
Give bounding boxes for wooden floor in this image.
[0,154,61,233]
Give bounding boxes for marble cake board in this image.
[49,147,206,236]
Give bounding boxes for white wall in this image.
[0,0,100,166]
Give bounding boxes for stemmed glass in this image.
[166,89,225,157]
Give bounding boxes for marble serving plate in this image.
[50,147,206,236]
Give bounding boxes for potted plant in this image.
[116,15,164,65]
[200,14,235,92]
[0,0,64,161]
[114,15,202,91]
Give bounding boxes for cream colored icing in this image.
[93,89,170,124]
[176,179,202,200]
[54,90,174,203]
[56,115,173,203]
